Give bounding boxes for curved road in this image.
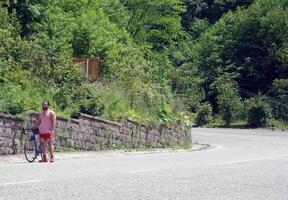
[0,128,288,200]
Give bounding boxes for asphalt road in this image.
[1,128,288,200]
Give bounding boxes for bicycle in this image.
[23,128,43,163]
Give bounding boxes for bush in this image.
[216,74,243,125]
[269,79,288,120]
[195,103,212,126]
[269,118,287,130]
[246,95,272,128]
[53,88,73,111]
[79,98,104,117]
[96,84,130,121]
[158,103,173,124]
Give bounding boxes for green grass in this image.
[205,118,247,128]
[205,117,288,130]
[102,140,194,152]
[269,119,288,131]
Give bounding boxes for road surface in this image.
[0,128,288,200]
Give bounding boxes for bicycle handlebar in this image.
[22,128,40,135]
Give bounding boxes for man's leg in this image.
[47,138,54,162]
[40,138,48,162]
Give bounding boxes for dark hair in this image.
[43,100,49,106]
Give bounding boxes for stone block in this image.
[0,137,4,146]
[54,128,62,134]
[98,123,106,129]
[90,135,97,143]
[90,121,99,127]
[81,119,90,126]
[91,127,98,135]
[69,123,79,131]
[97,136,106,143]
[83,134,91,142]
[8,119,18,127]
[124,128,133,136]
[80,126,88,133]
[2,128,13,139]
[149,128,159,137]
[0,147,10,155]
[97,130,106,137]
[0,147,5,155]
[115,133,126,142]
[73,141,80,149]
[0,119,6,127]
[92,127,100,136]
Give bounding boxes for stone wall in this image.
[0,112,191,155]
[0,113,24,155]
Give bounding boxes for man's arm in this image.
[36,114,41,128]
[50,111,56,130]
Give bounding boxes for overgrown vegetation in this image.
[0,0,287,128]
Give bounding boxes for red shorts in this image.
[39,132,54,140]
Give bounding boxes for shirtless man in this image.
[37,101,56,162]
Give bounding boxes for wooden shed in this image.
[72,57,100,80]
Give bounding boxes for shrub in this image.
[246,95,272,128]
[195,103,212,126]
[269,79,288,120]
[79,97,104,117]
[158,103,173,124]
[216,74,243,125]
[53,88,73,111]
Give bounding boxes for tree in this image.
[0,7,21,75]
[246,95,272,128]
[195,102,212,126]
[1,0,49,37]
[269,79,288,120]
[216,74,243,125]
[181,0,207,31]
[180,0,288,109]
[121,0,185,50]
[182,0,253,25]
[97,0,130,28]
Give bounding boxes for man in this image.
[37,101,56,162]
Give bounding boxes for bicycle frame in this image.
[24,128,43,162]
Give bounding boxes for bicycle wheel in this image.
[24,137,38,163]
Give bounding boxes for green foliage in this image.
[188,18,210,39]
[53,87,73,111]
[0,0,287,129]
[94,82,163,124]
[181,0,253,31]
[79,98,104,117]
[179,0,288,112]
[0,8,22,74]
[72,28,91,56]
[216,74,243,125]
[168,38,205,110]
[269,79,288,120]
[0,70,53,116]
[2,0,48,36]
[158,103,173,124]
[98,0,130,28]
[195,103,212,126]
[269,118,287,130]
[122,0,185,50]
[246,95,272,128]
